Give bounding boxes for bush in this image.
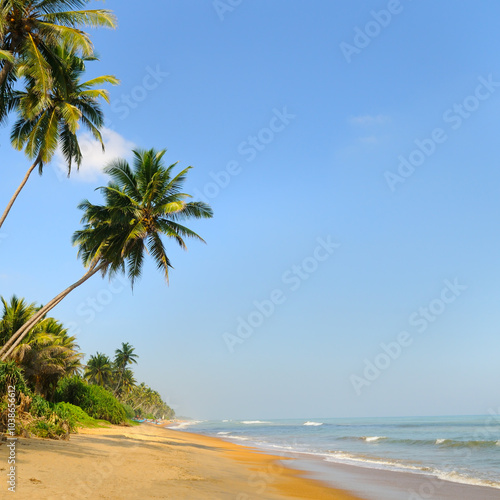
[0,360,28,395]
[28,417,69,439]
[52,402,106,429]
[122,403,135,419]
[30,395,52,418]
[55,376,127,425]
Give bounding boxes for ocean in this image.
[169,415,500,494]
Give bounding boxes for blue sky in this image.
[1,0,500,419]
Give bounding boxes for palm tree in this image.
[114,342,138,394]
[0,46,118,229]
[1,296,82,398]
[0,0,116,121]
[13,317,83,397]
[0,149,213,361]
[0,295,37,346]
[119,368,136,396]
[84,352,112,387]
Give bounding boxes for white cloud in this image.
[350,115,390,126]
[54,127,136,182]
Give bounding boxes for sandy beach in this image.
[1,423,363,500]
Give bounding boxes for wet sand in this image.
[289,455,500,500]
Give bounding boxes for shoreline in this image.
[5,422,499,499]
[202,432,500,500]
[175,426,500,500]
[3,422,364,499]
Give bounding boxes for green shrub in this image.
[55,376,126,425]
[53,402,107,429]
[29,418,69,439]
[122,403,135,419]
[0,360,28,395]
[30,395,52,418]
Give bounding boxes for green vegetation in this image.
[0,301,175,437]
[0,3,210,440]
[82,344,175,420]
[55,376,126,425]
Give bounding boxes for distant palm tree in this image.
[0,149,213,361]
[0,46,118,229]
[84,352,112,387]
[0,0,116,120]
[119,368,136,396]
[114,342,138,394]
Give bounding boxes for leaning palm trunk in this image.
[0,155,41,230]
[0,263,105,361]
[114,368,125,395]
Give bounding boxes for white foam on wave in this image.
[363,436,384,442]
[230,436,250,441]
[264,443,295,450]
[435,438,446,444]
[323,452,500,490]
[303,421,323,426]
[168,420,203,430]
[217,431,230,435]
[325,452,434,474]
[241,420,271,424]
[437,471,500,490]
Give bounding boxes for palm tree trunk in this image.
[0,156,41,230]
[0,263,106,361]
[114,367,125,395]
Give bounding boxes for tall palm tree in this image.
[84,352,112,387]
[0,0,116,121]
[0,46,118,229]
[114,342,138,394]
[0,149,213,361]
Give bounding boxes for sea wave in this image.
[303,421,323,426]
[436,439,500,449]
[339,435,500,449]
[168,420,203,430]
[322,451,500,490]
[217,431,230,435]
[241,420,271,424]
[364,436,385,442]
[339,436,386,442]
[436,471,500,489]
